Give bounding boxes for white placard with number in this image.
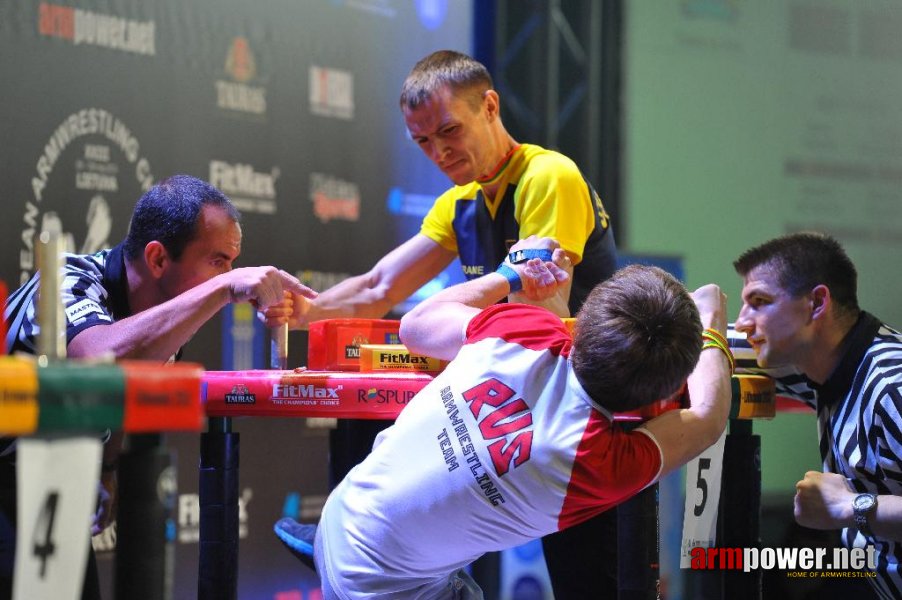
[679,428,727,568]
[14,437,102,600]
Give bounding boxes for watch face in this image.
[509,250,527,264]
[854,494,876,512]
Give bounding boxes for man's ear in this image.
[483,89,500,121]
[810,284,830,321]
[144,241,169,279]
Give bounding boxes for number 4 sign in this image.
[14,437,102,600]
[679,428,726,568]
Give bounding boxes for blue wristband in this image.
[496,264,523,293]
[497,248,554,293]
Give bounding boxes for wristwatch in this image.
[495,249,553,294]
[852,492,878,537]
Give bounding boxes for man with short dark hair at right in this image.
[733,231,902,598]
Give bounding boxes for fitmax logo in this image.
[272,384,342,399]
[379,354,428,365]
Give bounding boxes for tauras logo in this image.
[209,160,279,215]
[225,37,255,82]
[345,334,367,360]
[215,81,266,115]
[225,384,256,405]
[215,36,267,115]
[272,384,342,399]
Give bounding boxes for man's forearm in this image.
[305,273,399,322]
[685,349,732,432]
[295,234,457,327]
[510,289,570,318]
[400,273,510,360]
[863,494,902,540]
[68,276,233,361]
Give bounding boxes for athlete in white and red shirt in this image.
[311,237,731,600]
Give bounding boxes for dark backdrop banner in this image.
[0,1,471,598]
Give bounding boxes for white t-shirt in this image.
[318,304,663,598]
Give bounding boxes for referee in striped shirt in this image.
[733,232,902,599]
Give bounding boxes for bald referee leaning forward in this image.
[1,174,315,600]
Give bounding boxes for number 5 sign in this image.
[679,428,726,568]
[14,437,102,600]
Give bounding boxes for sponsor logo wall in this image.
[1,1,471,597]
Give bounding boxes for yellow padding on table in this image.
[731,374,776,420]
[359,344,446,373]
[561,318,575,335]
[0,356,39,435]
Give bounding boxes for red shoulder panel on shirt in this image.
[465,304,571,358]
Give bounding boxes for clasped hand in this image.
[506,235,570,302]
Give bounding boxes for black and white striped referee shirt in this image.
[731,314,902,599]
[1,243,131,458]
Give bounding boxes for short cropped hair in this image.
[571,265,702,413]
[733,232,859,317]
[123,175,239,261]
[399,50,493,111]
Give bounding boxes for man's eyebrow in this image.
[742,287,771,299]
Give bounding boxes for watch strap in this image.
[507,249,554,264]
[853,493,877,537]
[496,264,522,293]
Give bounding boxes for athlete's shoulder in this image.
[465,304,571,356]
[519,144,581,174]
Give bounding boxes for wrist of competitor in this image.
[701,328,734,373]
[495,249,554,294]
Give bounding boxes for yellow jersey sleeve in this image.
[513,151,598,265]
